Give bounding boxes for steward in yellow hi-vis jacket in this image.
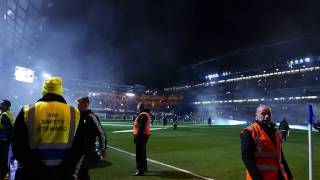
[12,77,87,180]
[0,100,14,179]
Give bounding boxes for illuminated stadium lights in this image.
[165,66,320,91]
[14,66,35,83]
[42,73,51,78]
[202,101,211,104]
[205,73,219,80]
[222,72,231,76]
[206,72,231,80]
[125,92,135,97]
[194,96,320,105]
[289,57,311,68]
[7,9,13,16]
[273,97,285,101]
[88,92,101,97]
[305,57,311,62]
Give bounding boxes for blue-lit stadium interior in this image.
[164,59,320,126]
[0,0,320,126]
[2,1,320,179]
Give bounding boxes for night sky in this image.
[34,0,320,88]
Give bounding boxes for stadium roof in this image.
[1,0,320,88]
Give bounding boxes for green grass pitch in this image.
[90,120,320,180]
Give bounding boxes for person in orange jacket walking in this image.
[240,104,294,180]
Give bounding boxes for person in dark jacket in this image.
[12,77,87,180]
[240,105,294,180]
[172,115,178,130]
[0,100,14,179]
[207,116,212,127]
[132,103,151,176]
[279,118,290,142]
[76,96,107,180]
[315,120,320,134]
[162,115,167,127]
[76,97,107,161]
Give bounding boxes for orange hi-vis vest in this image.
[133,112,151,136]
[240,122,288,180]
[23,101,80,166]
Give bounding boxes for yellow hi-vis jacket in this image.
[0,110,15,140]
[23,101,80,166]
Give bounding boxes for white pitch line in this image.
[101,124,133,127]
[108,145,214,180]
[111,128,166,133]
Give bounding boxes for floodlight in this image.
[42,73,51,78]
[126,92,135,97]
[14,66,35,83]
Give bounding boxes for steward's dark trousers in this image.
[0,140,9,178]
[135,137,148,171]
[281,131,288,141]
[78,155,90,180]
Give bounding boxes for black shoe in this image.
[132,170,144,176]
[143,167,148,172]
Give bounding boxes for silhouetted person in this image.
[315,121,320,134]
[132,103,151,176]
[173,115,178,130]
[279,118,290,142]
[0,100,14,179]
[208,116,212,127]
[162,116,167,127]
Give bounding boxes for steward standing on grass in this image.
[76,96,107,180]
[132,102,151,176]
[0,100,14,179]
[240,104,294,180]
[279,118,290,142]
[315,120,320,134]
[162,115,167,127]
[207,116,212,127]
[12,77,87,180]
[173,115,178,129]
[76,96,107,162]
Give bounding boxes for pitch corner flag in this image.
[307,104,314,180]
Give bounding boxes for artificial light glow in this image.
[42,73,51,78]
[14,66,35,83]
[126,92,135,97]
[305,58,310,62]
[7,9,13,16]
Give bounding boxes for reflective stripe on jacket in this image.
[133,112,151,136]
[0,111,15,140]
[23,101,80,166]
